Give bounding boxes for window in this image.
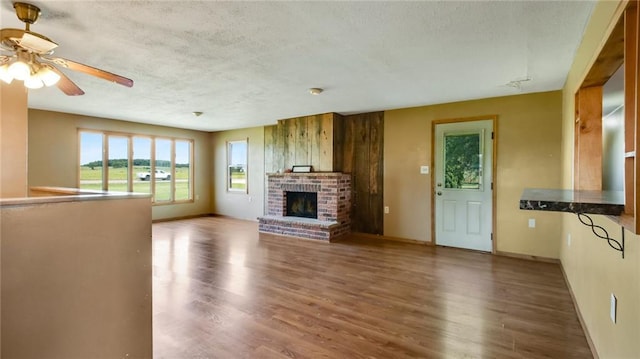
[175,140,192,201]
[107,136,129,192]
[227,139,248,192]
[155,139,172,202]
[79,132,104,190]
[444,131,483,190]
[133,137,152,195]
[78,130,194,204]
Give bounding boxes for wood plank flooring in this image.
[152,217,591,358]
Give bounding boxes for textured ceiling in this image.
[1,1,595,132]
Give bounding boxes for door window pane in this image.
[107,136,129,192]
[444,132,482,190]
[155,139,172,202]
[228,140,248,192]
[133,137,152,194]
[79,132,103,190]
[175,140,192,201]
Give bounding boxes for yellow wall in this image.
[560,0,640,357]
[0,81,28,198]
[384,91,563,258]
[210,127,265,220]
[28,110,211,221]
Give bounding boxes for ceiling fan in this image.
[0,2,133,95]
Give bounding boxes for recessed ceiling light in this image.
[192,111,203,117]
[309,88,323,95]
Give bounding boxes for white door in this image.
[434,120,493,252]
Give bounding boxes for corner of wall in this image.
[559,1,640,357]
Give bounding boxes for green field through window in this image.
[79,131,193,204]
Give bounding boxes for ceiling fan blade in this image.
[49,66,85,96]
[47,57,133,87]
[0,28,25,51]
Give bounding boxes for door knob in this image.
[437,191,442,196]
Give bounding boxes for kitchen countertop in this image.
[0,186,150,208]
[519,188,624,216]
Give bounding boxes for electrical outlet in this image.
[248,196,252,202]
[420,166,429,174]
[384,206,390,214]
[528,218,536,228]
[611,293,617,324]
[567,233,571,247]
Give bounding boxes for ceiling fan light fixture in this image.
[24,73,43,89]
[2,2,134,95]
[8,60,30,81]
[13,2,41,26]
[38,66,60,86]
[0,64,13,84]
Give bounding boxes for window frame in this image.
[78,129,194,205]
[227,138,248,193]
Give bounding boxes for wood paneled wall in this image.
[264,113,337,173]
[574,86,603,191]
[334,112,384,235]
[264,111,384,235]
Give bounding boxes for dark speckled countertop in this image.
[520,188,624,215]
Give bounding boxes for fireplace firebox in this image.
[286,191,317,219]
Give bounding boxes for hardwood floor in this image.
[152,217,591,358]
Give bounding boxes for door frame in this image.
[431,115,498,253]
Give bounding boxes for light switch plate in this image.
[528,218,536,228]
[420,165,429,174]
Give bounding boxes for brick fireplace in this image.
[258,173,351,241]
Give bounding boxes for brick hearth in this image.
[258,173,351,241]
